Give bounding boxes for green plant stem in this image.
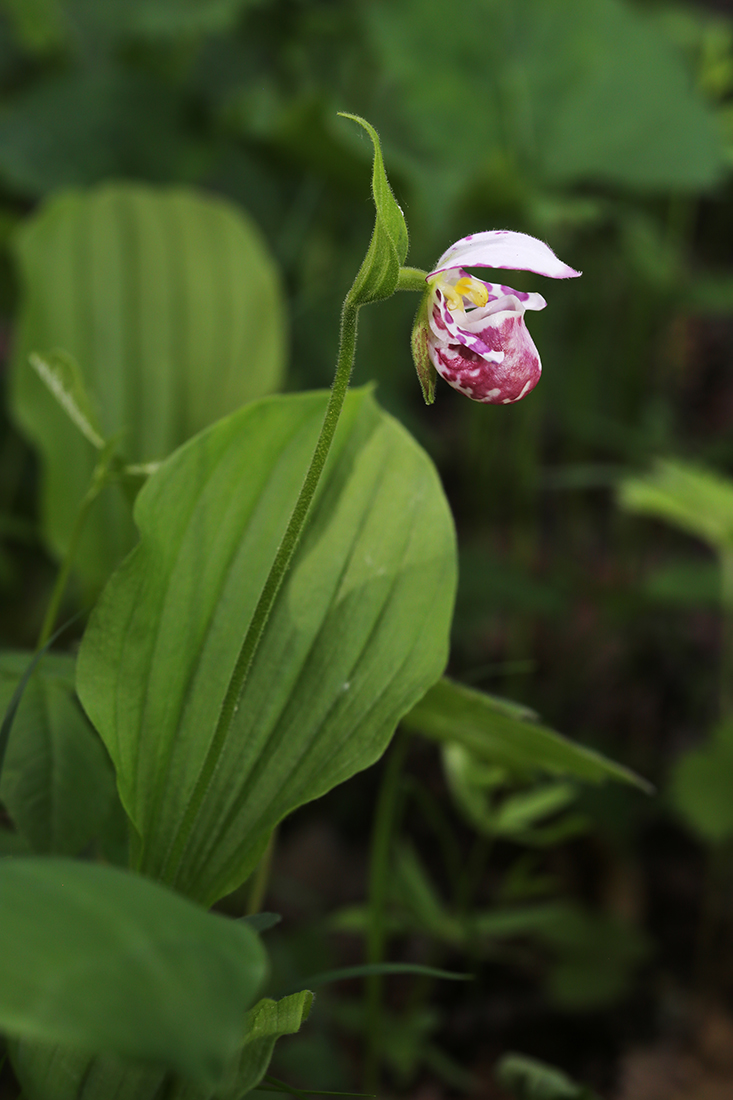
[245,828,277,915]
[364,734,409,1094]
[36,477,105,650]
[162,298,361,884]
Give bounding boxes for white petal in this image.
[431,231,581,280]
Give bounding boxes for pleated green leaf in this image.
[10,183,286,590]
[402,678,650,790]
[0,652,120,857]
[77,388,456,906]
[11,990,313,1100]
[0,859,267,1085]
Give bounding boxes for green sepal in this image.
[410,289,436,405]
[339,113,408,306]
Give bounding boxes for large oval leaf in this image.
[11,989,313,1100]
[0,859,267,1085]
[10,182,286,589]
[77,388,456,905]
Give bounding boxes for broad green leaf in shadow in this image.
[11,990,313,1100]
[77,388,456,906]
[10,181,286,590]
[367,0,726,196]
[401,678,650,790]
[0,859,267,1085]
[0,651,121,857]
[0,68,194,199]
[619,459,733,553]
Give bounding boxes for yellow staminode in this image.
[431,273,489,312]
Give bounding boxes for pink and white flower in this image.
[419,231,581,405]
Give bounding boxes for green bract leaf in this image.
[401,678,650,790]
[0,651,120,857]
[11,990,312,1100]
[410,290,436,406]
[0,859,267,1085]
[619,459,733,553]
[339,114,408,306]
[77,388,456,905]
[10,183,286,591]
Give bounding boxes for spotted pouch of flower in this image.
[411,230,581,405]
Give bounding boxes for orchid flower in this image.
[412,231,581,405]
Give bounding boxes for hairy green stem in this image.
[161,298,361,884]
[364,734,409,1094]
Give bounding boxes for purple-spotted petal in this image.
[430,230,581,280]
[428,309,542,405]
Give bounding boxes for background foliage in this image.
[2,0,733,1097]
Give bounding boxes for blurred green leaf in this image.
[70,0,262,39]
[669,722,733,843]
[619,459,733,553]
[0,859,267,1085]
[496,1052,599,1100]
[473,901,647,1008]
[368,0,726,195]
[402,678,650,790]
[0,68,198,198]
[393,843,463,942]
[242,913,282,934]
[77,389,456,906]
[641,559,720,606]
[0,0,66,52]
[492,782,579,835]
[441,743,589,846]
[0,651,119,857]
[11,182,286,590]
